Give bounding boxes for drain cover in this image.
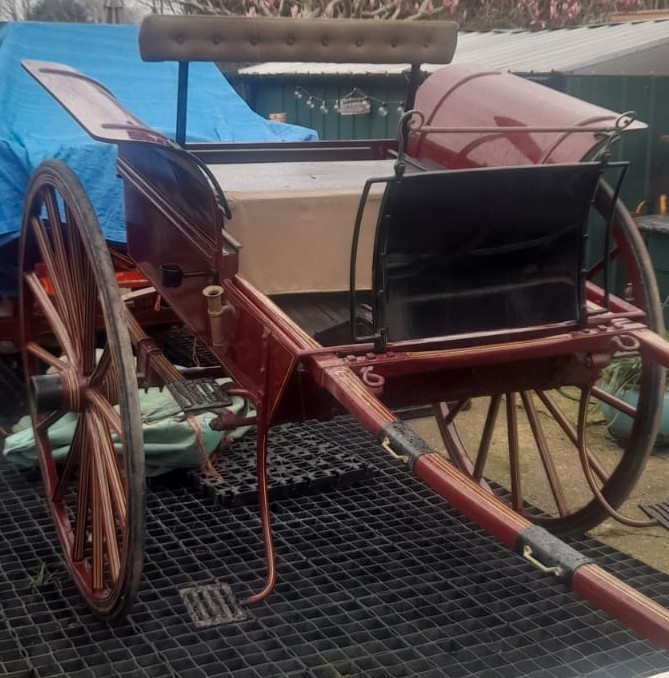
[640,501,669,530]
[179,582,248,628]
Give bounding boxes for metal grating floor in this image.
[1,416,669,678]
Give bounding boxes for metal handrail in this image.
[395,109,637,167]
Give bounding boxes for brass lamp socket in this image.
[203,285,226,347]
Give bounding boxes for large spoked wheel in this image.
[436,181,665,536]
[19,160,145,619]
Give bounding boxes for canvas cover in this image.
[0,21,316,294]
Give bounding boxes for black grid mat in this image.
[186,428,373,508]
[1,417,669,678]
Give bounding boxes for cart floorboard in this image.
[1,414,668,678]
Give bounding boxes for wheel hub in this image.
[31,369,84,413]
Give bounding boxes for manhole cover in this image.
[179,582,248,628]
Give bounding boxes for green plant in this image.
[600,354,643,395]
[26,562,59,593]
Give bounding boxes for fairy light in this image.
[291,85,403,118]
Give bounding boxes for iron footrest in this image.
[167,378,232,414]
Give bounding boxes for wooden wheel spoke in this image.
[89,345,121,405]
[90,443,104,592]
[535,390,578,447]
[36,409,66,433]
[90,345,111,386]
[506,393,522,512]
[535,390,608,484]
[91,426,122,585]
[87,389,123,439]
[44,187,72,288]
[67,221,97,374]
[435,403,474,471]
[473,395,502,481]
[24,273,76,363]
[520,391,568,517]
[54,414,84,502]
[30,215,77,336]
[73,412,92,563]
[440,400,469,428]
[434,402,492,491]
[591,386,637,418]
[87,394,127,529]
[26,341,67,372]
[45,190,97,370]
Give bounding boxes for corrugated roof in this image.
[238,20,669,77]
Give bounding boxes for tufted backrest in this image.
[139,16,457,65]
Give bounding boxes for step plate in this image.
[167,378,232,414]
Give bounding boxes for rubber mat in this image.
[1,418,669,678]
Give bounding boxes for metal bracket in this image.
[380,437,409,464]
[516,525,592,584]
[522,545,562,577]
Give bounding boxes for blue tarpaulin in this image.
[0,21,316,294]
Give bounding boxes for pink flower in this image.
[549,0,557,19]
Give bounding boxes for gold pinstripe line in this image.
[406,334,572,360]
[269,354,296,420]
[330,367,396,420]
[235,275,319,349]
[426,453,530,529]
[579,565,669,617]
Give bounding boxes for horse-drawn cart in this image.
[9,15,669,648]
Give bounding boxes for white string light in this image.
[292,86,403,118]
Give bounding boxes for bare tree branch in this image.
[134,0,666,27]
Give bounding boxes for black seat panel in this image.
[372,163,601,341]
